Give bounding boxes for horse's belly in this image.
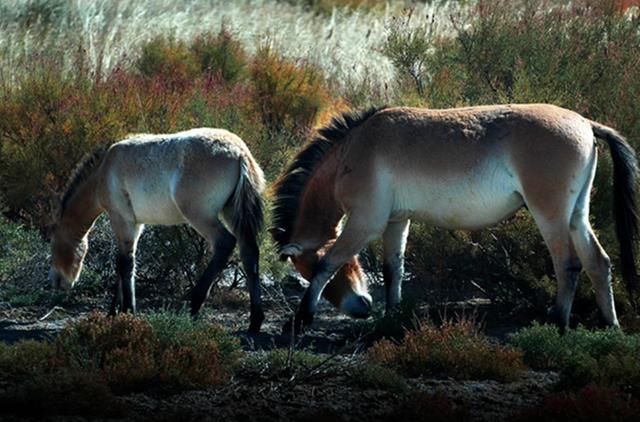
[127,180,186,225]
[391,173,524,230]
[131,199,185,225]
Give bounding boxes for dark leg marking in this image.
[191,231,236,316]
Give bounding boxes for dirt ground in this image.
[0,277,559,422]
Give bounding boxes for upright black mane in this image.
[60,144,110,217]
[270,106,386,248]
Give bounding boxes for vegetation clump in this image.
[510,323,640,393]
[369,318,525,381]
[0,312,240,417]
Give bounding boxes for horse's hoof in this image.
[248,319,263,335]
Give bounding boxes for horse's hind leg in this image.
[382,219,410,312]
[190,221,236,317]
[569,187,619,327]
[110,217,143,313]
[529,212,581,331]
[236,234,265,334]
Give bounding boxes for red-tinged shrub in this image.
[369,318,525,381]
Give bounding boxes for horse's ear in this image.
[279,243,303,261]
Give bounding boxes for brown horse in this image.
[49,128,266,333]
[272,104,638,332]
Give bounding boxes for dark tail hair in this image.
[592,120,639,308]
[227,155,265,244]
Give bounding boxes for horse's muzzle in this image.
[341,293,372,319]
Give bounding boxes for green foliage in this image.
[406,213,553,312]
[190,29,248,82]
[242,349,326,380]
[350,363,408,392]
[369,318,525,381]
[381,13,435,98]
[510,323,640,393]
[250,45,330,133]
[0,340,58,380]
[136,36,200,87]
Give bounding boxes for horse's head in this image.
[49,223,89,290]
[280,241,372,319]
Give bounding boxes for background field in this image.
[1,0,640,420]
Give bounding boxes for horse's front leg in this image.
[116,251,136,313]
[111,217,143,314]
[294,215,383,333]
[108,277,123,316]
[382,220,410,312]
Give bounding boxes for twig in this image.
[39,305,64,321]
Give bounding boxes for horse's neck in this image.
[61,176,104,240]
[294,148,343,245]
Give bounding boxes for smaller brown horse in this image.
[49,128,266,333]
[272,104,638,333]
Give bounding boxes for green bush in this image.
[510,323,640,393]
[242,349,327,380]
[369,318,525,381]
[190,28,248,82]
[250,45,330,133]
[349,362,408,392]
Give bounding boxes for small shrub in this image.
[513,384,640,422]
[56,311,241,391]
[242,349,329,381]
[190,28,248,82]
[510,323,640,393]
[250,45,330,133]
[0,340,58,380]
[136,36,199,89]
[381,13,435,98]
[349,363,408,392]
[369,318,525,381]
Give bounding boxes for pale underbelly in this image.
[127,184,186,225]
[131,200,186,225]
[389,181,524,230]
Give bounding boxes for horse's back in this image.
[100,128,247,225]
[336,104,596,228]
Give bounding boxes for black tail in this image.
[228,155,265,244]
[592,120,640,308]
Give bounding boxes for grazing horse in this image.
[49,128,266,333]
[272,104,638,332]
